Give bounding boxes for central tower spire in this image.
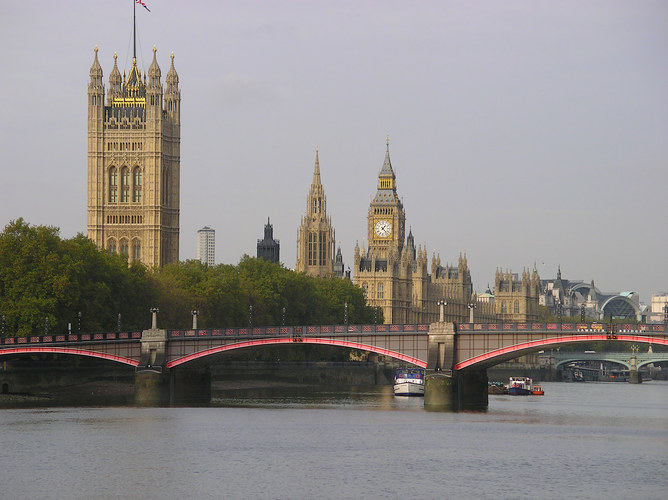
[296,148,337,277]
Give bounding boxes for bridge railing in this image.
[457,322,665,333]
[0,331,142,346]
[167,323,431,339]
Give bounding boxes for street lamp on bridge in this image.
[344,302,349,329]
[467,296,476,324]
[191,310,199,330]
[437,300,447,323]
[150,308,159,330]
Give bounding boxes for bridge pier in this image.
[424,321,489,409]
[425,321,460,409]
[135,328,169,406]
[628,355,642,384]
[456,369,488,409]
[170,367,211,406]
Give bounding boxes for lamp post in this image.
[1,315,5,342]
[557,300,563,323]
[44,316,49,335]
[150,308,159,329]
[282,307,286,327]
[373,306,378,327]
[437,300,447,323]
[249,305,253,330]
[664,303,668,324]
[580,304,585,322]
[117,313,122,333]
[191,310,199,330]
[77,311,82,333]
[467,298,476,324]
[344,302,349,329]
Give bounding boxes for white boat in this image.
[394,367,425,396]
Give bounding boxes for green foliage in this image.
[0,219,156,335]
[152,256,377,329]
[0,220,377,336]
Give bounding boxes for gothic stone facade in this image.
[296,149,336,277]
[87,46,180,267]
[353,141,496,324]
[494,268,540,322]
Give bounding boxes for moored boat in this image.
[506,376,534,396]
[394,367,425,396]
[531,385,544,396]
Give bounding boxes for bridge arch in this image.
[554,358,631,371]
[455,335,668,370]
[167,338,427,369]
[0,347,139,367]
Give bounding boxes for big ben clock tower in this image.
[367,137,405,258]
[354,138,409,324]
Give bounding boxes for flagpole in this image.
[133,0,136,60]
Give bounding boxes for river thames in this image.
[1,380,666,499]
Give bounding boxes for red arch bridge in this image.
[1,321,666,407]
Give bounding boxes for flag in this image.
[136,0,150,12]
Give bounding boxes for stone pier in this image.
[424,320,488,409]
[135,327,169,406]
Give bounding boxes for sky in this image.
[1,1,667,303]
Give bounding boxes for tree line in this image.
[0,219,379,336]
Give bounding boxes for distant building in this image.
[333,246,345,279]
[257,218,280,263]
[539,268,644,321]
[648,293,668,323]
[197,226,215,266]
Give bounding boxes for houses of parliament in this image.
[295,139,540,325]
[86,46,538,324]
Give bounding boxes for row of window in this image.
[106,142,143,152]
[379,179,393,189]
[500,301,521,314]
[106,215,143,224]
[361,282,385,299]
[108,238,141,261]
[306,231,330,267]
[311,197,323,214]
[373,207,393,215]
[109,166,142,204]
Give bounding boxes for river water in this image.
[1,381,667,499]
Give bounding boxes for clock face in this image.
[374,220,392,238]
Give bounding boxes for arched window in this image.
[377,283,384,299]
[109,167,118,203]
[121,167,130,203]
[501,301,507,314]
[362,283,368,298]
[132,239,141,262]
[119,239,129,255]
[133,167,142,203]
[514,300,520,314]
[107,238,117,254]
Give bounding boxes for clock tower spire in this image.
[367,137,405,257]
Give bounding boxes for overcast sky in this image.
[1,1,666,302]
